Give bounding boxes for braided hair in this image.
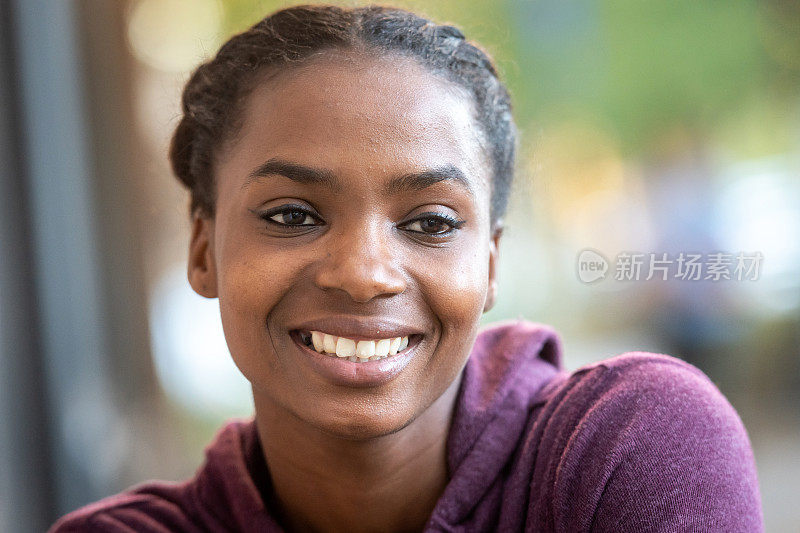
[170,4,516,227]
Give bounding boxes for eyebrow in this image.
[243,158,472,196]
[243,158,339,189]
[387,165,472,196]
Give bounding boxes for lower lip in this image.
[291,333,420,388]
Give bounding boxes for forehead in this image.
[217,50,490,194]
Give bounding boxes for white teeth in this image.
[323,334,337,353]
[356,340,375,358]
[311,331,324,352]
[305,330,414,362]
[375,339,391,357]
[335,337,356,358]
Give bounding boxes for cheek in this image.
[416,242,490,342]
[214,236,294,379]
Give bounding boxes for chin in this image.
[321,420,405,441]
[303,400,416,441]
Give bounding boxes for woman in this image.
[51,5,763,532]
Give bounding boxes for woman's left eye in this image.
[400,213,465,236]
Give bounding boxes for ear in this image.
[483,224,503,313]
[188,212,218,298]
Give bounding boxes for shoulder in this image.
[48,418,275,532]
[539,351,743,428]
[528,352,764,532]
[531,351,755,467]
[48,481,199,532]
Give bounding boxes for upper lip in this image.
[289,316,424,340]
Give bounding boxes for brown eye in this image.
[411,218,449,234]
[257,204,322,228]
[273,209,312,225]
[401,212,465,236]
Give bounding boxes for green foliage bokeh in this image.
[217,0,800,160]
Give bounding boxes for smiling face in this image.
[188,50,500,439]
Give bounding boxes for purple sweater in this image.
[51,321,763,532]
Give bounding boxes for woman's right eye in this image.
[257,205,323,228]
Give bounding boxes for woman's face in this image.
[189,52,500,439]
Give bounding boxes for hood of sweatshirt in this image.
[426,320,564,528]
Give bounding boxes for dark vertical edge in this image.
[9,0,120,517]
[0,0,57,530]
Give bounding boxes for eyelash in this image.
[255,205,466,237]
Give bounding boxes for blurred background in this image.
[1,0,798,531]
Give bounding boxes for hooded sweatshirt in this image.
[50,321,764,532]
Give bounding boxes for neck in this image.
[253,374,462,533]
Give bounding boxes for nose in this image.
[314,220,406,303]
